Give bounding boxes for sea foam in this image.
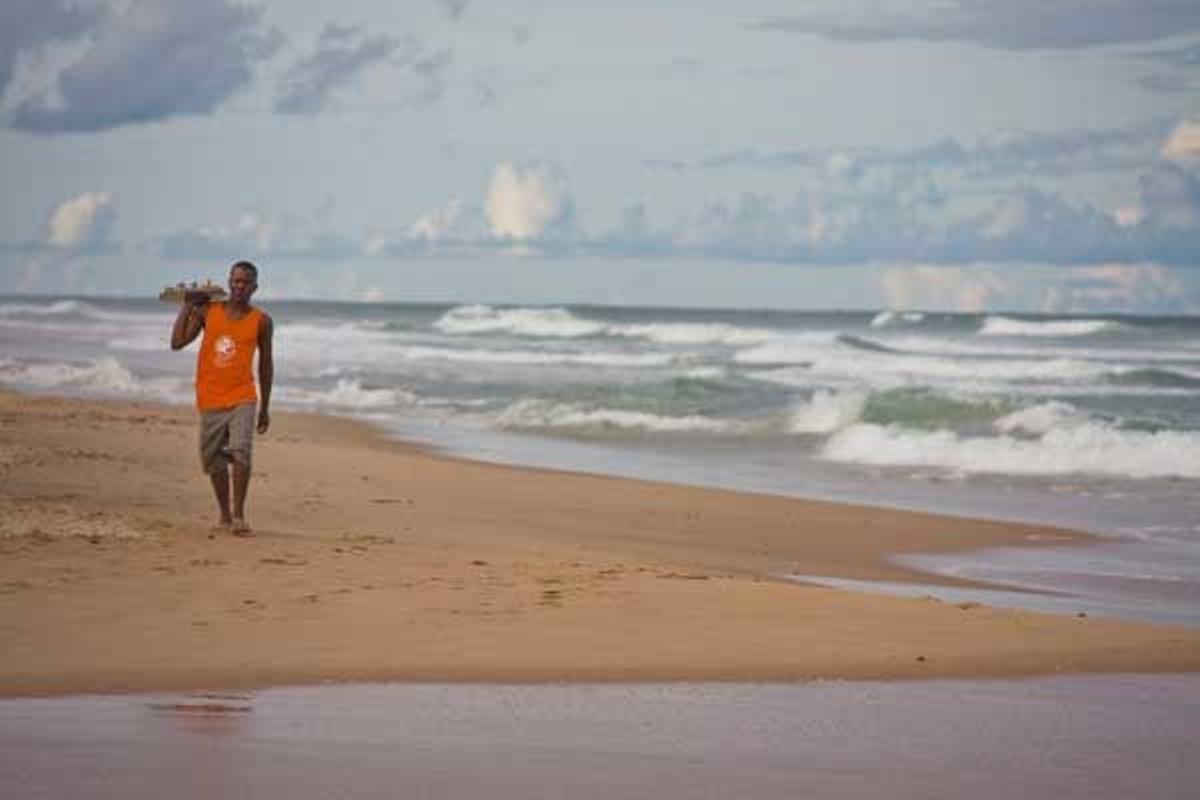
[979,316,1117,337]
[787,390,867,433]
[822,421,1200,479]
[495,399,739,434]
[434,305,606,338]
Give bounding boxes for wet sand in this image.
[2,388,1200,696]
[3,677,1198,799]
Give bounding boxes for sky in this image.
[1,0,1199,313]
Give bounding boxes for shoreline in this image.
[2,387,1199,697]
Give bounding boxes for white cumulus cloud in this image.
[1161,119,1200,163]
[484,162,574,242]
[408,198,465,241]
[46,191,115,249]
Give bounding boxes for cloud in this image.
[0,0,101,94]
[46,191,116,251]
[881,262,1194,313]
[1161,120,1200,163]
[159,211,355,261]
[662,122,1165,178]
[362,198,487,256]
[749,1,1200,50]
[5,0,281,134]
[275,24,401,115]
[1041,263,1192,312]
[484,162,576,244]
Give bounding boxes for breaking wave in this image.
[979,316,1119,337]
[822,421,1200,479]
[494,399,741,435]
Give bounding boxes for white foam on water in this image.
[681,366,728,381]
[0,357,186,402]
[740,334,1109,387]
[822,421,1200,479]
[869,310,926,328]
[434,304,779,347]
[611,321,774,346]
[397,344,673,368]
[276,379,414,411]
[787,390,867,433]
[434,304,606,338]
[979,316,1118,337]
[993,401,1087,435]
[0,299,87,316]
[494,399,741,434]
[886,334,1200,366]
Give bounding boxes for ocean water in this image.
[3,296,1199,626]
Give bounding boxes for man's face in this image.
[228,267,257,303]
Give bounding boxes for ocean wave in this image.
[434,305,606,338]
[869,310,926,328]
[1108,367,1200,389]
[397,344,673,368]
[611,321,774,346]
[979,316,1118,337]
[822,422,1200,479]
[0,299,88,316]
[276,379,414,411]
[494,399,741,434]
[787,390,867,433]
[435,304,778,347]
[887,334,1200,365]
[835,333,903,354]
[741,336,1109,386]
[992,402,1085,436]
[0,356,186,401]
[787,387,1022,435]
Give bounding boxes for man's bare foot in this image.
[208,520,232,538]
[231,519,253,537]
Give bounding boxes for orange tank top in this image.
[195,304,262,411]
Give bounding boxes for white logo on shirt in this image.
[214,334,237,367]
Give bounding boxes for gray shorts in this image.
[199,402,256,474]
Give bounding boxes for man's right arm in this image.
[170,300,206,350]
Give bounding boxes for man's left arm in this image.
[257,312,274,434]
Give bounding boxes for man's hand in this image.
[257,408,270,434]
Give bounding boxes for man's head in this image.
[228,260,259,305]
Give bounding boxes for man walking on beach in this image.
[170,260,274,536]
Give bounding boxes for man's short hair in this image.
[231,260,258,281]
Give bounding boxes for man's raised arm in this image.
[171,298,207,350]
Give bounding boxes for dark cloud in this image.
[275,24,401,115]
[749,1,1200,50]
[7,0,281,134]
[9,1,281,134]
[0,0,101,92]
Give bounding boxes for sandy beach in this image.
[2,387,1199,697]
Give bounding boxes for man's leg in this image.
[227,403,257,536]
[231,457,251,534]
[209,467,233,526]
[199,409,234,529]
